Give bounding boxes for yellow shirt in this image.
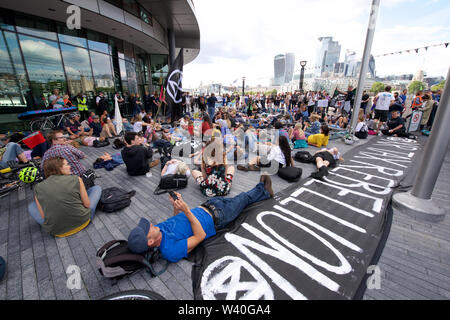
[307,133,329,148]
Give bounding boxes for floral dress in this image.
[196,165,233,198]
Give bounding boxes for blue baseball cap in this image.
[128,218,151,254]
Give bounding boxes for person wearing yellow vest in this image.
[76,92,89,121]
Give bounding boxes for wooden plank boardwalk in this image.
[0,135,448,300]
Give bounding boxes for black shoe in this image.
[310,166,328,180]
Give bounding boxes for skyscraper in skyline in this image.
[273,53,296,85]
[315,37,341,77]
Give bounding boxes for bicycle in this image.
[0,160,43,198]
[100,290,166,300]
[30,113,73,131]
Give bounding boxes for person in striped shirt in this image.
[41,130,86,177]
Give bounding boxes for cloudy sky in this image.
[183,0,450,88]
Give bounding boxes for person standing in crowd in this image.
[28,157,102,237]
[143,91,152,114]
[130,93,140,117]
[41,130,86,177]
[411,90,423,109]
[76,92,89,121]
[360,90,370,115]
[96,92,109,115]
[207,93,217,121]
[374,86,395,135]
[338,85,354,116]
[49,89,65,109]
[181,92,187,115]
[400,89,408,108]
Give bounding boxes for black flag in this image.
[164,49,184,122]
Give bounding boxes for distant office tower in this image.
[344,50,376,78]
[315,37,341,77]
[273,53,295,85]
[274,55,285,86]
[284,53,295,83]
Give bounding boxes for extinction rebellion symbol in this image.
[167,69,183,103]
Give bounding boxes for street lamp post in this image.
[299,61,307,92]
[242,77,246,98]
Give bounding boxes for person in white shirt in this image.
[161,159,191,177]
[374,86,395,134]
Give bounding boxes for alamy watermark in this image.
[66,5,81,30]
[66,265,82,290]
[366,265,381,290]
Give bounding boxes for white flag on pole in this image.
[114,96,123,134]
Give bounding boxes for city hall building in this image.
[0,0,200,128]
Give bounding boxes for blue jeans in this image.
[0,142,24,169]
[204,182,270,230]
[28,185,103,225]
[208,107,215,122]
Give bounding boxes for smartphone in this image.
[169,191,178,201]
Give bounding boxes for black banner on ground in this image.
[191,137,422,300]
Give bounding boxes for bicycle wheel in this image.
[100,290,166,301]
[30,119,45,131]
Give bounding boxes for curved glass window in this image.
[90,50,114,95]
[19,34,66,108]
[87,31,109,54]
[2,31,29,107]
[60,44,94,95]
[57,25,87,48]
[125,60,137,95]
[15,17,57,41]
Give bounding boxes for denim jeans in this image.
[204,182,270,230]
[0,142,24,169]
[28,185,103,225]
[208,107,215,122]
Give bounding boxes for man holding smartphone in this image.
[128,175,274,262]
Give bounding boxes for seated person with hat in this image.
[127,175,274,263]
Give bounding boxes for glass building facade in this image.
[0,9,169,114]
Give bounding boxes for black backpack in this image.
[96,240,168,284]
[99,187,136,213]
[93,139,110,148]
[294,151,314,163]
[278,166,303,183]
[154,174,188,195]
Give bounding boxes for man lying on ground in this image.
[127,175,274,263]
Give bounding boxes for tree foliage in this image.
[408,80,426,94]
[371,82,385,94]
[431,80,445,92]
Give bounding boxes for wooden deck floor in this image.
[0,135,448,300]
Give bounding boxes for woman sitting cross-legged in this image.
[191,138,235,198]
[27,157,102,237]
[237,135,294,173]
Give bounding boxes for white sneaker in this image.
[377,131,383,136]
[146,172,152,178]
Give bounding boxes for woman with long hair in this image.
[191,138,235,197]
[27,157,102,237]
[237,135,294,172]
